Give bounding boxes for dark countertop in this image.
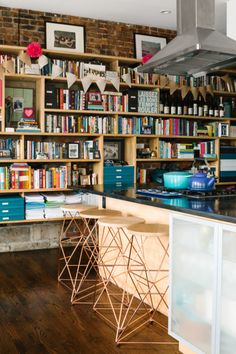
[74,184,236,224]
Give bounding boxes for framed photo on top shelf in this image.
[45,22,85,53]
[68,143,79,159]
[134,33,167,59]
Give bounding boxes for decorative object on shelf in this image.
[106,71,120,91]
[51,64,63,79]
[19,50,31,67]
[26,42,42,58]
[104,140,123,161]
[23,107,35,119]
[121,72,132,87]
[80,175,91,186]
[2,59,14,74]
[45,22,85,53]
[67,143,79,159]
[38,55,48,70]
[134,33,167,60]
[66,72,77,89]
[81,76,92,93]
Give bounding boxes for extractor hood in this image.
[139,0,236,76]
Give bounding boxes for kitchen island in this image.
[75,184,236,354]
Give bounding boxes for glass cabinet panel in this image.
[219,228,236,354]
[169,214,217,354]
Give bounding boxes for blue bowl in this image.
[163,171,193,190]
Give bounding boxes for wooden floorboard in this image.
[0,249,181,354]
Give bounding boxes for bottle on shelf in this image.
[164,93,170,114]
[219,96,225,118]
[214,97,219,117]
[203,94,209,117]
[183,94,188,116]
[193,95,198,116]
[188,93,194,116]
[177,91,183,115]
[170,93,176,115]
[159,92,164,114]
[198,94,203,117]
[208,95,214,117]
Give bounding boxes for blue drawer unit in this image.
[0,195,25,222]
[104,166,134,184]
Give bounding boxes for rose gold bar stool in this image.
[92,216,145,340]
[115,223,176,346]
[71,208,122,305]
[58,203,96,292]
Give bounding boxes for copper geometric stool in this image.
[71,208,122,305]
[92,215,145,341]
[116,223,176,346]
[58,203,96,293]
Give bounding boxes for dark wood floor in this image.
[0,248,181,354]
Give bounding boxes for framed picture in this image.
[80,175,91,186]
[134,33,167,59]
[104,140,123,161]
[45,22,85,53]
[68,143,79,159]
[87,91,102,103]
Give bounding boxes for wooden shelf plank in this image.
[25,159,100,163]
[136,158,217,162]
[43,108,236,121]
[0,188,72,193]
[0,216,81,225]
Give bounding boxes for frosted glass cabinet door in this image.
[218,226,236,354]
[169,213,218,354]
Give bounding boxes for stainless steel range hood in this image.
[139,0,236,76]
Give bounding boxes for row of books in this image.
[155,119,220,137]
[44,114,230,137]
[0,138,20,159]
[159,141,216,159]
[25,140,99,160]
[0,163,69,190]
[45,86,159,113]
[119,66,159,85]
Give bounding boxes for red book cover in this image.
[11,170,15,189]
[42,168,46,188]
[39,169,43,188]
[60,88,63,110]
[0,80,2,107]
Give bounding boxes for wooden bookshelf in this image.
[0,43,236,214]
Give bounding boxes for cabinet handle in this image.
[2,217,9,220]
[2,210,9,213]
[116,169,122,172]
[2,202,9,206]
[116,176,122,179]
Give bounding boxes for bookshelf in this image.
[0,44,236,205]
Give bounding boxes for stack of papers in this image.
[42,193,65,219]
[25,193,45,219]
[64,192,82,204]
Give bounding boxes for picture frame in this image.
[45,22,85,53]
[134,33,167,59]
[87,91,102,103]
[80,175,91,186]
[68,143,79,159]
[104,140,123,161]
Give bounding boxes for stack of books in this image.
[16,116,41,133]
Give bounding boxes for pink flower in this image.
[26,42,42,58]
[142,53,154,64]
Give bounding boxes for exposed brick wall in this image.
[0,6,176,57]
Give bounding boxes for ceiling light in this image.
[160,10,172,14]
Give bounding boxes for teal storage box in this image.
[104,166,134,184]
[0,195,25,221]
